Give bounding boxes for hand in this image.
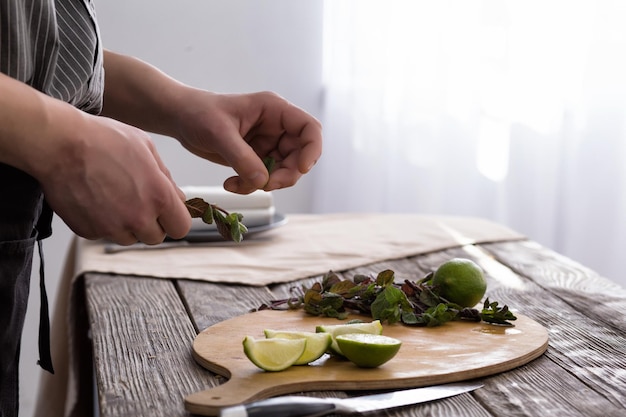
[38,114,192,245]
[172,90,322,194]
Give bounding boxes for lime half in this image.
[336,333,402,368]
[242,336,306,371]
[263,330,332,365]
[316,320,383,356]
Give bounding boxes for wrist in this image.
[101,50,190,138]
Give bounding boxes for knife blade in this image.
[219,382,483,417]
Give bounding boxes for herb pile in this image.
[260,269,517,327]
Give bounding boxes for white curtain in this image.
[314,0,626,286]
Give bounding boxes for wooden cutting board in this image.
[185,309,548,416]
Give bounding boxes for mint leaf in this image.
[371,285,413,325]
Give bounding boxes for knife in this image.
[219,382,483,417]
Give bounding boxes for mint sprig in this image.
[185,197,248,242]
[480,298,518,326]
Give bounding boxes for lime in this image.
[335,333,402,368]
[242,336,306,371]
[432,258,487,307]
[316,320,383,356]
[263,330,332,365]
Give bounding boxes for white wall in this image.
[20,1,324,415]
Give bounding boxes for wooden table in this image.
[82,235,626,416]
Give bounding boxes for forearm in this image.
[101,50,188,138]
[0,73,84,180]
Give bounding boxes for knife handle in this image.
[220,396,341,417]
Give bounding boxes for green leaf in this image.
[353,274,372,284]
[371,286,407,324]
[202,206,214,224]
[376,269,396,287]
[185,198,210,218]
[418,285,442,307]
[401,310,419,324]
[329,280,357,295]
[321,271,342,291]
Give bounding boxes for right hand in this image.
[38,113,191,246]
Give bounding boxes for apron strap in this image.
[37,239,54,374]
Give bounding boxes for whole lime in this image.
[432,258,487,307]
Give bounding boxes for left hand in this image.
[172,89,322,194]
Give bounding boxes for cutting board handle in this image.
[185,377,297,416]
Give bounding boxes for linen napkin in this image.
[75,213,524,286]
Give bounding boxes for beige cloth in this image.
[35,213,525,417]
[76,213,524,285]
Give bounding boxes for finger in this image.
[264,169,303,191]
[263,154,303,190]
[107,230,138,246]
[174,185,187,201]
[217,133,269,191]
[132,223,167,246]
[278,104,323,173]
[157,196,192,240]
[147,142,193,239]
[223,175,262,195]
[296,121,323,173]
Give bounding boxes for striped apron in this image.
[0,1,103,415]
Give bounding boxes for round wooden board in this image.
[185,309,548,416]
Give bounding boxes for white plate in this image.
[177,213,287,242]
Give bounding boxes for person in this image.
[0,1,322,416]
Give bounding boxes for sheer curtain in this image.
[313,0,626,286]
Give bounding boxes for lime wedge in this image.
[335,333,402,368]
[315,320,383,356]
[242,336,306,371]
[264,330,332,365]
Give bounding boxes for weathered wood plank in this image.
[476,355,625,417]
[84,274,216,417]
[177,280,274,332]
[483,240,626,332]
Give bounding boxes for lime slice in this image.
[263,330,332,365]
[316,320,383,356]
[242,336,306,371]
[335,333,402,368]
